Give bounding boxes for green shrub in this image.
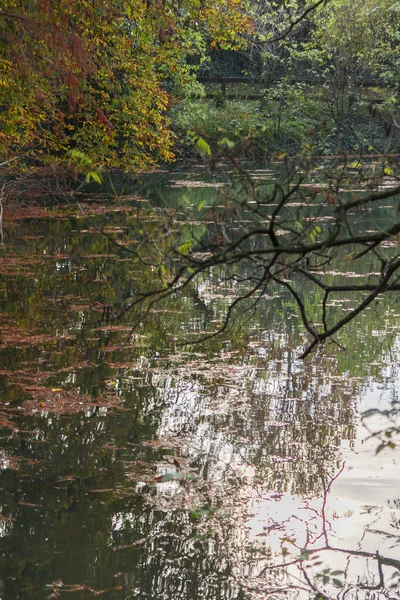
[169,85,400,160]
[170,99,268,158]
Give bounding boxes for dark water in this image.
[0,167,399,599]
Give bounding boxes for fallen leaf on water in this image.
[113,538,147,550]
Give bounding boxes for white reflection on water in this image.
[144,332,400,598]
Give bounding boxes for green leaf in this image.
[158,264,168,286]
[85,170,102,184]
[69,149,92,166]
[178,241,193,254]
[218,137,235,149]
[195,136,212,157]
[376,442,387,454]
[332,579,343,588]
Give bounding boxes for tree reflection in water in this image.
[0,170,399,599]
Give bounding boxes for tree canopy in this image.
[0,0,252,170]
[2,0,400,170]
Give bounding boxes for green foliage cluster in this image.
[169,0,400,160]
[171,99,266,157]
[171,85,400,159]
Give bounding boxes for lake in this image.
[0,163,399,599]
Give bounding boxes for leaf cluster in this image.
[0,0,253,170]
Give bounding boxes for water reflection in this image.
[0,169,399,599]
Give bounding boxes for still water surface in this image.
[0,167,399,599]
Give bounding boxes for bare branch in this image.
[266,0,329,43]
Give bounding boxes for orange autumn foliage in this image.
[0,0,253,170]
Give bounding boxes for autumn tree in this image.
[0,0,252,171]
